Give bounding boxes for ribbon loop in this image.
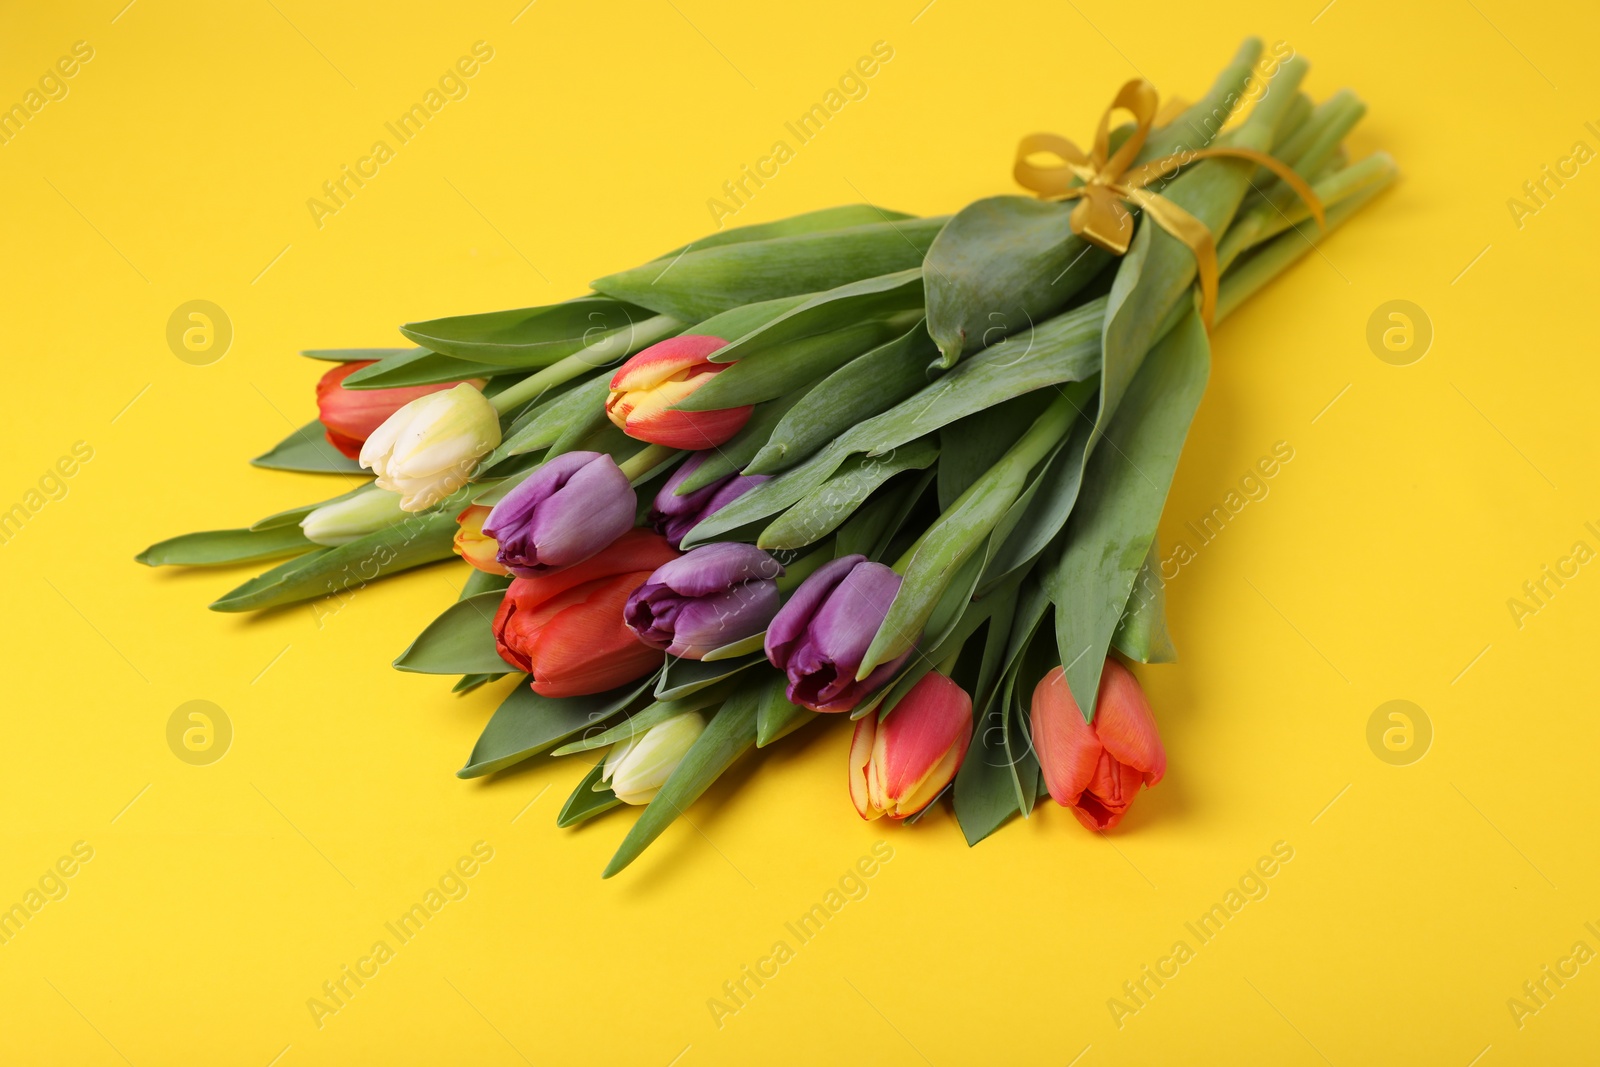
[1013,78,1325,330]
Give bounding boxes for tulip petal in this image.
[880,673,973,801]
[609,335,729,391]
[664,582,780,658]
[1093,659,1167,785]
[529,574,664,697]
[764,554,865,667]
[651,543,783,597]
[1031,666,1104,807]
[848,715,878,819]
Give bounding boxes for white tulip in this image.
[358,383,501,511]
[602,712,706,805]
[299,485,407,546]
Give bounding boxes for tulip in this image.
[649,452,768,549]
[299,485,407,546]
[764,554,913,713]
[492,528,678,697]
[601,711,707,804]
[359,383,501,512]
[315,360,479,460]
[453,504,507,575]
[848,672,973,820]
[1031,660,1167,831]
[605,335,753,449]
[483,451,636,577]
[625,543,783,659]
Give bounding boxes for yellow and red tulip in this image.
[1030,659,1166,831]
[605,336,753,449]
[848,672,973,821]
[453,504,508,575]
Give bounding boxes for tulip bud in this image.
[764,554,913,713]
[315,361,480,460]
[483,451,636,577]
[849,672,973,820]
[649,452,768,549]
[625,543,783,659]
[492,529,678,697]
[605,336,754,449]
[453,504,508,575]
[1031,660,1166,831]
[602,711,706,805]
[299,485,407,546]
[359,383,501,512]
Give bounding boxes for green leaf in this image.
[1048,311,1209,719]
[674,388,813,492]
[491,372,610,460]
[393,591,508,675]
[745,320,936,475]
[831,470,931,561]
[248,482,372,531]
[681,300,1104,547]
[339,348,509,390]
[980,385,1098,587]
[1112,540,1177,664]
[925,198,1111,369]
[399,296,655,366]
[550,683,734,755]
[649,204,915,263]
[923,40,1263,369]
[755,672,813,747]
[457,674,656,778]
[936,392,1055,510]
[301,347,410,362]
[757,437,938,551]
[676,318,906,412]
[954,688,1024,845]
[707,269,925,364]
[135,524,317,567]
[701,631,766,662]
[453,672,506,694]
[209,504,460,612]
[654,654,763,701]
[252,420,365,474]
[592,218,947,322]
[459,568,511,601]
[557,754,623,827]
[603,687,762,877]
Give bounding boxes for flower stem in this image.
[489,313,683,414]
[617,443,678,482]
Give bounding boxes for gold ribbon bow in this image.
[1014,79,1324,329]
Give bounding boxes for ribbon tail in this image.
[1126,146,1327,230]
[1126,189,1220,331]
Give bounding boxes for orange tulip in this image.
[315,360,479,459]
[1031,660,1166,831]
[491,529,678,698]
[848,672,973,821]
[604,336,753,449]
[453,505,507,575]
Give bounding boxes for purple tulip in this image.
[483,451,635,577]
[624,543,783,659]
[650,452,769,549]
[764,554,913,713]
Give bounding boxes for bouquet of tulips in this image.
[141,39,1394,876]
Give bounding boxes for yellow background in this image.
[3,0,1596,1062]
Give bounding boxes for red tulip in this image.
[848,672,973,821]
[1030,660,1166,831]
[315,361,479,460]
[491,529,678,698]
[605,336,753,449]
